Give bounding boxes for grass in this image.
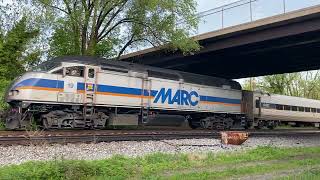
[277,168,320,180]
[165,158,320,180]
[0,146,319,180]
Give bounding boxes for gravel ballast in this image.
[0,136,319,166]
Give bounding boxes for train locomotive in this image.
[4,56,320,130]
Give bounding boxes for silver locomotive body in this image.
[5,56,245,130]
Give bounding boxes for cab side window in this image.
[66,66,84,77]
[88,68,95,78]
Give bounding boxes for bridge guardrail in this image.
[186,0,320,35]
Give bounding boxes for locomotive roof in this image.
[39,56,241,90]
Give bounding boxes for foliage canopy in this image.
[242,71,320,100]
[34,0,200,58]
[0,14,40,109]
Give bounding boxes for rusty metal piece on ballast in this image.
[220,131,249,145]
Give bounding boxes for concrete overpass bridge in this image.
[120,2,320,79]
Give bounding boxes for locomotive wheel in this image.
[243,124,250,130]
[188,120,199,129]
[254,121,264,130]
[5,111,21,130]
[254,126,261,130]
[189,124,198,129]
[42,117,50,129]
[267,121,278,130]
[6,116,20,130]
[200,116,233,130]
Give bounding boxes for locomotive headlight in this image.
[8,91,14,96]
[9,90,19,96]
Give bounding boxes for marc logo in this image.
[153,88,199,106]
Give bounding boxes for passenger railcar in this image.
[5,56,247,130]
[243,91,320,129]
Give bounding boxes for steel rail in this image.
[0,129,319,146]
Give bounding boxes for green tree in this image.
[243,71,320,100]
[242,78,256,91]
[294,71,320,99]
[258,73,299,95]
[34,0,200,58]
[0,16,40,109]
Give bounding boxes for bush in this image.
[0,79,10,111]
[0,120,5,130]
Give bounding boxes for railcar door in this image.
[255,96,262,117]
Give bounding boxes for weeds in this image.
[0,120,5,130]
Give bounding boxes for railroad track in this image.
[0,129,319,145]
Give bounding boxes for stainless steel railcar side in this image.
[242,91,320,129]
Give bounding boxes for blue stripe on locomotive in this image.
[77,83,158,96]
[200,96,241,104]
[13,78,64,89]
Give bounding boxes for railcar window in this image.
[88,68,95,78]
[305,108,311,112]
[261,103,268,108]
[261,103,276,109]
[291,106,298,111]
[317,109,320,113]
[284,105,291,111]
[312,108,316,113]
[276,104,284,110]
[298,107,304,112]
[269,104,276,109]
[66,66,84,77]
[255,100,260,108]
